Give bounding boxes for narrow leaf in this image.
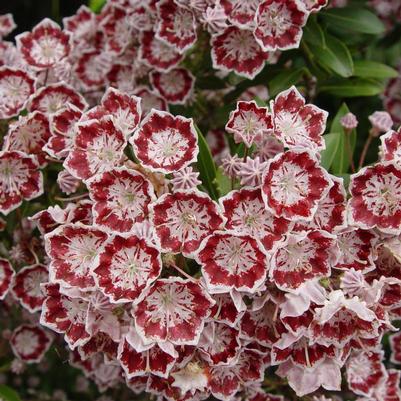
[330,103,357,175]
[320,8,386,35]
[214,168,232,197]
[0,385,22,401]
[303,16,326,48]
[314,34,354,77]
[195,126,219,200]
[320,133,341,170]
[319,79,384,97]
[353,60,398,79]
[268,67,305,97]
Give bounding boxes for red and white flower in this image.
[271,86,327,151]
[334,228,378,273]
[211,26,269,79]
[62,5,96,40]
[11,264,48,313]
[198,321,241,365]
[220,0,260,28]
[254,0,309,51]
[75,50,112,90]
[0,150,43,215]
[310,290,378,348]
[45,224,107,291]
[225,101,273,147]
[301,175,347,233]
[156,0,197,53]
[16,18,71,69]
[348,162,401,234]
[130,110,198,174]
[220,187,291,250]
[240,298,284,346]
[100,5,131,55]
[301,0,328,12]
[0,67,35,119]
[150,68,194,105]
[150,190,225,256]
[100,87,142,136]
[4,111,50,166]
[139,31,184,71]
[40,283,91,349]
[380,128,401,162]
[346,351,387,397]
[270,230,338,292]
[261,149,332,221]
[276,357,341,397]
[0,258,15,300]
[210,293,243,327]
[390,331,401,364]
[133,277,214,345]
[28,83,88,115]
[196,231,268,294]
[10,325,52,363]
[0,14,16,37]
[133,87,168,115]
[64,118,126,181]
[92,234,161,304]
[44,103,83,159]
[87,167,155,233]
[209,350,266,400]
[118,336,176,379]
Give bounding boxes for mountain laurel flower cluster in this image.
[1,1,401,401]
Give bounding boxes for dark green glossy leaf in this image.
[319,78,385,97]
[303,16,326,48]
[320,132,341,170]
[314,34,354,77]
[195,126,219,200]
[353,60,398,78]
[320,8,386,35]
[330,103,357,174]
[268,67,305,97]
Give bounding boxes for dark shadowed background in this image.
[0,0,85,37]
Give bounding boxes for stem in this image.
[28,245,40,265]
[171,263,198,283]
[345,131,356,173]
[54,193,89,202]
[358,132,374,170]
[43,69,49,86]
[243,146,249,162]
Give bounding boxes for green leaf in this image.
[314,34,354,77]
[320,8,386,35]
[214,168,232,197]
[336,173,351,189]
[88,0,106,13]
[353,60,398,79]
[0,385,22,401]
[268,67,305,97]
[320,133,341,170]
[195,126,219,200]
[303,16,326,48]
[329,103,357,175]
[254,96,267,107]
[319,78,384,97]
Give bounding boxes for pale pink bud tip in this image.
[368,111,393,133]
[340,112,358,130]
